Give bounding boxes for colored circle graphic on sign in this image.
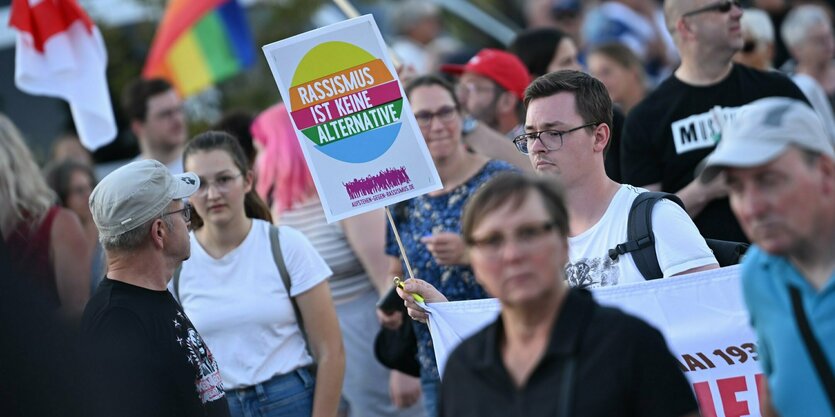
[289,41,403,163]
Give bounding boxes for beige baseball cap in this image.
[701,97,834,182]
[89,160,200,238]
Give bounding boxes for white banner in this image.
[423,266,766,417]
[262,15,442,223]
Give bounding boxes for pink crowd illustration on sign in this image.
[344,167,411,200]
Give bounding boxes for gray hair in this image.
[741,8,775,44]
[100,207,174,252]
[781,5,830,49]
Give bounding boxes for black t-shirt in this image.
[620,64,808,242]
[81,278,230,417]
[439,289,697,417]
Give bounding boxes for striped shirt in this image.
[279,197,373,304]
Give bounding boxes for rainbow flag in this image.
[142,0,254,97]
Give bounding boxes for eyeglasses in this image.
[414,106,458,127]
[513,122,599,154]
[195,174,242,196]
[467,221,556,256]
[682,0,741,17]
[741,39,757,53]
[163,202,192,222]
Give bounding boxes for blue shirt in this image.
[742,246,835,417]
[385,160,516,381]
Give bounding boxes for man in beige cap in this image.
[80,159,230,417]
[701,97,835,417]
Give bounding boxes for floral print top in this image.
[385,159,517,381]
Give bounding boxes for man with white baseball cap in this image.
[702,97,835,417]
[80,160,231,416]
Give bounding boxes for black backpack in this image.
[607,192,749,280]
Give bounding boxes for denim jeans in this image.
[420,377,439,417]
[227,368,315,417]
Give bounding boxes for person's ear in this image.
[817,155,835,196]
[244,170,254,194]
[497,92,517,114]
[676,17,694,41]
[631,68,643,85]
[150,218,166,249]
[592,123,611,153]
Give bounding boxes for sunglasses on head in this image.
[682,0,742,17]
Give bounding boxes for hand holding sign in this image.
[398,278,448,324]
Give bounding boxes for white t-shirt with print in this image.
[173,219,332,389]
[566,185,716,288]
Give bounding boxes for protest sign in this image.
[423,266,766,417]
[262,15,442,223]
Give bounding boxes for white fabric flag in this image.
[9,0,117,151]
[423,266,767,417]
[424,297,500,377]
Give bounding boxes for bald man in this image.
[620,0,808,243]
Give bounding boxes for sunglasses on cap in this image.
[682,0,742,17]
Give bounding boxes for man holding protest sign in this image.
[702,97,835,417]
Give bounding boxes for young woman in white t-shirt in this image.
[178,131,345,417]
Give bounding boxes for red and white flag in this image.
[9,0,116,151]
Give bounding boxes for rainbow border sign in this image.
[263,15,442,223]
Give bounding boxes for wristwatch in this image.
[462,115,479,135]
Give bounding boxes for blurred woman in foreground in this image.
[0,114,90,320]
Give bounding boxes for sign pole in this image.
[385,206,416,280]
[333,0,413,279]
[333,0,402,68]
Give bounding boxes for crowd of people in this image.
[2,0,835,416]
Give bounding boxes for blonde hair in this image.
[0,113,56,236]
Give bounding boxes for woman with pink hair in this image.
[252,104,425,417]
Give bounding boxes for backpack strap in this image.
[269,226,312,357]
[788,285,835,413]
[608,192,685,281]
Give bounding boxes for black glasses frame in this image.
[682,0,741,17]
[513,122,599,155]
[162,203,192,222]
[466,221,556,253]
[413,106,459,127]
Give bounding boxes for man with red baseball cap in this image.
[442,49,531,138]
